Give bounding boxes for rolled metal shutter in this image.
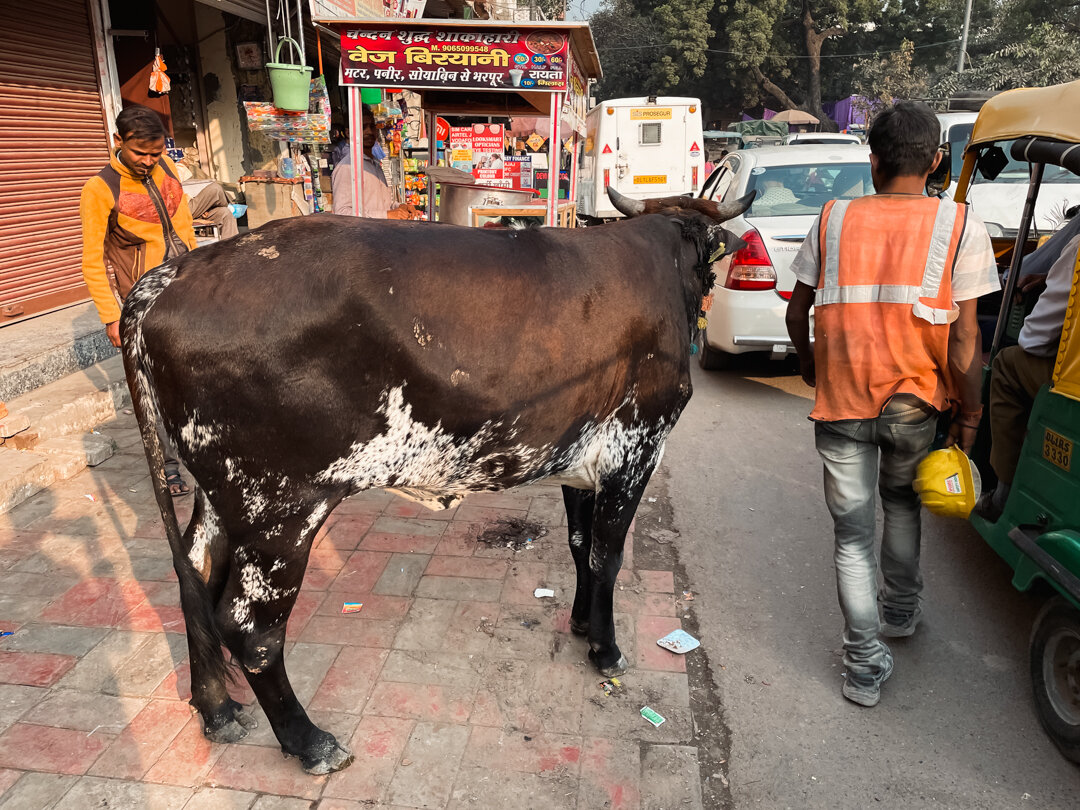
[0,0,110,321]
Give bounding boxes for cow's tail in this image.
[121,299,232,689]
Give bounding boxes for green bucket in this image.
[266,37,313,112]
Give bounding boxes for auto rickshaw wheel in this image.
[1030,596,1080,764]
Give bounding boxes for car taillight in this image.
[724,230,776,291]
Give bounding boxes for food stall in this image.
[314,16,601,226]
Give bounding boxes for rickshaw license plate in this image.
[1043,429,1072,472]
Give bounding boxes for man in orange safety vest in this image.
[785,102,1000,707]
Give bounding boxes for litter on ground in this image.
[640,706,665,727]
[533,588,555,598]
[341,602,363,614]
[656,628,700,654]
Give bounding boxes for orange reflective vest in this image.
[811,195,968,421]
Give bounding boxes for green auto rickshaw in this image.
[953,80,1080,763]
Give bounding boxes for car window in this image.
[703,156,740,201]
[743,163,873,217]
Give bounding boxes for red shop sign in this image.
[340,26,569,92]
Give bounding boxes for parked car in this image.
[698,145,873,368]
[939,111,1080,236]
[784,132,863,145]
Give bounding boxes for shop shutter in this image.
[0,0,110,321]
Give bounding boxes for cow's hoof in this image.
[570,618,589,636]
[599,654,629,678]
[589,648,629,677]
[202,699,258,743]
[298,735,354,775]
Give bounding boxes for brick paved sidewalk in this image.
[0,411,704,809]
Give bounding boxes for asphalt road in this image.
[661,356,1080,809]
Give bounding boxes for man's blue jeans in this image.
[814,396,937,677]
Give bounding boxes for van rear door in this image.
[613,104,689,197]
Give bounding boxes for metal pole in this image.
[990,162,1044,358]
[348,86,366,217]
[427,109,437,222]
[547,92,562,225]
[957,0,974,72]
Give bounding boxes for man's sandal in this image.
[165,469,192,498]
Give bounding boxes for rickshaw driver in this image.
[975,230,1080,521]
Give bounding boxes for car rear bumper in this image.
[705,287,796,356]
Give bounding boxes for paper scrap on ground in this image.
[341,602,363,614]
[533,588,555,598]
[656,628,700,654]
[640,706,666,727]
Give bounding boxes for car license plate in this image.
[633,175,667,184]
[1043,428,1072,472]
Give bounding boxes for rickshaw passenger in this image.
[975,231,1080,521]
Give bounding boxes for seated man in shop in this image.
[176,151,239,239]
[331,111,417,220]
[975,215,1080,520]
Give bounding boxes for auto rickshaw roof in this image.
[968,79,1080,149]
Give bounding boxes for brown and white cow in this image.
[120,187,753,773]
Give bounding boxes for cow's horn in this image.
[606,186,646,217]
[708,190,757,222]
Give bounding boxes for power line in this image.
[598,37,959,60]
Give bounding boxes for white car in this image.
[784,132,863,146]
[940,112,1079,236]
[698,145,873,368]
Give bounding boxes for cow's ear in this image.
[708,226,746,261]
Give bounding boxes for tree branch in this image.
[752,65,801,111]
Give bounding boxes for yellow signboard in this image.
[631,108,672,120]
[633,175,667,184]
[526,133,545,151]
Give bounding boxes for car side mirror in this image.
[926,142,951,197]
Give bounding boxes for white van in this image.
[577,97,706,219]
[940,112,1079,236]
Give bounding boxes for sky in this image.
[565,0,602,20]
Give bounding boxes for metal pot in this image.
[437,182,539,226]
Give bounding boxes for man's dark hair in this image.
[115,105,168,141]
[867,101,940,178]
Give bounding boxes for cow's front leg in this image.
[217,522,352,774]
[587,466,654,677]
[562,485,596,636]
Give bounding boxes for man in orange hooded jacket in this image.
[81,105,197,495]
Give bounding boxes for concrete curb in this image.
[0,355,128,514]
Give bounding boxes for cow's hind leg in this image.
[562,485,596,636]
[216,510,353,774]
[183,491,257,743]
[586,463,656,677]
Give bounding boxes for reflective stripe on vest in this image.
[817,197,961,325]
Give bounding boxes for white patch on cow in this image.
[413,320,433,347]
[237,233,264,245]
[188,492,222,582]
[258,246,280,259]
[231,562,298,633]
[388,286,394,295]
[270,559,286,573]
[315,385,548,510]
[300,501,330,545]
[646,353,655,360]
[569,530,585,548]
[450,369,469,387]
[180,410,219,452]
